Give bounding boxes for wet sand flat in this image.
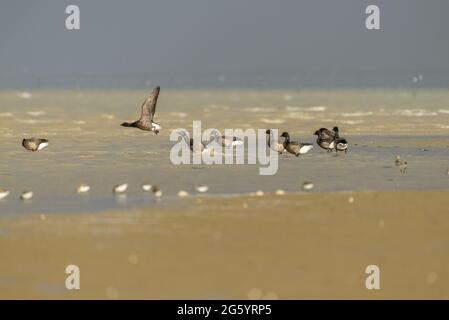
[1,190,449,299]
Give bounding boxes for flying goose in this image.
[22,138,49,151]
[280,132,313,156]
[265,129,285,154]
[314,128,336,152]
[332,126,348,153]
[121,86,162,134]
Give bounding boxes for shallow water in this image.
[1,89,449,214]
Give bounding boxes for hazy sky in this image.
[0,0,448,88]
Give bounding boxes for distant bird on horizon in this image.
[22,138,49,151]
[266,129,285,154]
[395,156,408,174]
[121,86,162,134]
[332,126,348,154]
[314,128,336,152]
[280,132,313,156]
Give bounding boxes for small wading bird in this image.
[22,138,49,151]
[395,155,408,174]
[121,86,162,134]
[280,132,313,156]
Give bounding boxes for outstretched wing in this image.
[139,86,160,123]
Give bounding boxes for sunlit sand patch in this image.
[17,92,32,99]
[259,118,285,124]
[15,119,62,124]
[99,114,116,120]
[169,112,188,118]
[285,105,327,112]
[438,109,449,114]
[436,124,449,129]
[73,120,86,125]
[396,109,438,117]
[341,111,373,117]
[307,105,327,112]
[27,111,46,117]
[284,112,315,120]
[0,112,14,118]
[204,104,230,110]
[243,107,276,112]
[341,120,364,125]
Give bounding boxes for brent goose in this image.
[210,130,243,147]
[395,156,408,174]
[22,138,49,151]
[280,132,314,156]
[179,131,207,154]
[332,126,348,154]
[265,129,286,154]
[313,128,336,152]
[121,86,162,134]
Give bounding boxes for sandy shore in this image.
[1,190,449,299]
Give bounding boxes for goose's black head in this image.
[280,132,289,139]
[314,130,320,136]
[121,122,131,127]
[333,126,339,133]
[265,129,272,135]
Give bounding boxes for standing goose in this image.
[265,129,285,154]
[121,86,162,134]
[210,130,243,147]
[178,131,206,154]
[22,138,49,151]
[313,128,336,152]
[332,126,348,154]
[280,132,313,156]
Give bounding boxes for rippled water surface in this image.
[1,89,449,214]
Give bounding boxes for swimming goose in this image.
[280,132,313,156]
[121,86,162,134]
[395,156,407,174]
[332,126,348,154]
[22,138,49,151]
[313,128,336,152]
[265,129,285,154]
